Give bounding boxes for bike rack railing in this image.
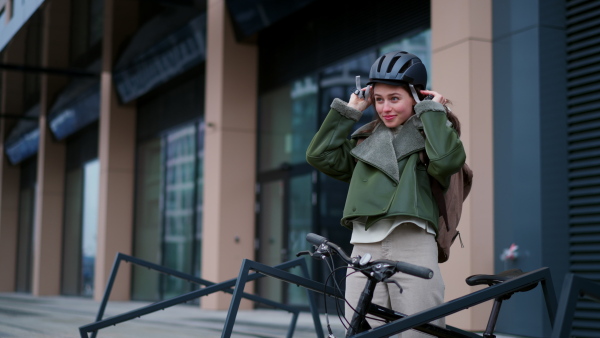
[551,273,600,338]
[227,264,558,338]
[224,258,337,338]
[354,267,558,337]
[78,253,323,338]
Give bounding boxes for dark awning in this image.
[225,0,316,38]
[113,8,206,103]
[46,59,100,140]
[5,104,40,165]
[48,77,100,140]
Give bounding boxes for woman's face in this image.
[373,83,416,129]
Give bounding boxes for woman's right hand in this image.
[348,86,372,111]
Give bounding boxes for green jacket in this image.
[306,98,466,232]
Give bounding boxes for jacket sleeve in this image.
[306,98,362,183]
[414,100,466,188]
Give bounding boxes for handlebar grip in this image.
[395,261,434,279]
[306,233,328,246]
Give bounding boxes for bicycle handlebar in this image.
[305,233,433,280]
[306,232,328,246]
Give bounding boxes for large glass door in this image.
[61,159,99,297]
[256,165,313,306]
[16,159,37,293]
[132,122,204,301]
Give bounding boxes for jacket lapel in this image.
[394,116,425,161]
[351,116,425,183]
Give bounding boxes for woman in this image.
[306,51,466,337]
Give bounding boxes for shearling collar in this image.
[351,116,425,183]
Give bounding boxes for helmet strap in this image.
[409,84,421,103]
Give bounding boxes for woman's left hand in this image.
[420,90,448,105]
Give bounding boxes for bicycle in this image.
[298,233,555,338]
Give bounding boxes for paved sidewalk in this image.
[0,293,522,337]
[0,292,344,337]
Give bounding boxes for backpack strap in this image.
[430,175,449,231]
[420,151,449,231]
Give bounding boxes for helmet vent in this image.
[398,60,413,75]
[386,56,401,73]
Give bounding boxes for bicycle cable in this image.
[323,248,349,335]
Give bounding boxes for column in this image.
[94,0,138,301]
[201,0,258,310]
[431,0,494,331]
[31,0,69,296]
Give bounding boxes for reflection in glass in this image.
[16,188,35,293]
[162,124,197,299]
[379,29,432,89]
[61,167,84,296]
[81,159,99,297]
[259,76,318,172]
[133,122,204,302]
[287,173,313,306]
[257,180,285,303]
[133,138,162,301]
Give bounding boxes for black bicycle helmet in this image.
[367,51,427,89]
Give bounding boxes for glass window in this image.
[61,167,83,296]
[379,29,432,89]
[61,125,99,297]
[162,124,197,299]
[71,0,103,67]
[132,138,162,301]
[259,76,318,172]
[132,122,204,301]
[16,158,37,293]
[60,160,99,297]
[81,159,99,297]
[133,72,204,302]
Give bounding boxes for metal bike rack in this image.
[78,253,318,338]
[227,264,558,338]
[353,267,558,337]
[551,273,600,338]
[224,258,342,338]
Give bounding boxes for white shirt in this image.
[350,215,435,244]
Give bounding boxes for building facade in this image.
[0,0,597,337]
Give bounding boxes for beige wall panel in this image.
[31,0,71,296]
[431,0,492,49]
[94,0,138,301]
[202,0,258,310]
[95,84,136,301]
[32,181,65,295]
[95,154,135,300]
[432,0,494,331]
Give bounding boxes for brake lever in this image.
[296,247,331,260]
[296,251,311,257]
[387,279,404,294]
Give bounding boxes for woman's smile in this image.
[373,83,416,128]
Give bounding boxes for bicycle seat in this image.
[465,269,538,292]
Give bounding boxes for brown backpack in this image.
[428,161,473,263]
